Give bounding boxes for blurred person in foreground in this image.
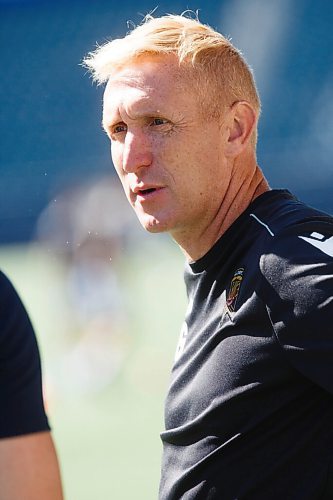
[0,271,63,499]
[84,13,333,499]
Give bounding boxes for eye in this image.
[112,122,127,135]
[150,117,168,126]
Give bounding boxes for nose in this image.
[122,129,153,174]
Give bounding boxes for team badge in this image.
[226,267,245,312]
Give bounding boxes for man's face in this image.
[103,55,231,239]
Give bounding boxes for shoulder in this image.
[261,215,333,283]
[0,269,26,301]
[245,191,333,322]
[248,189,333,239]
[0,269,21,303]
[257,215,333,351]
[260,213,333,301]
[253,211,333,391]
[0,270,36,349]
[246,190,333,282]
[0,270,50,438]
[248,191,333,272]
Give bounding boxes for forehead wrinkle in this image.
[105,58,187,101]
[105,95,160,128]
[105,69,163,101]
[103,59,194,129]
[104,79,170,126]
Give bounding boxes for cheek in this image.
[110,145,132,203]
[111,143,123,177]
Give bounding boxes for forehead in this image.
[103,56,193,116]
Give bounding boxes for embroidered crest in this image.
[226,267,245,312]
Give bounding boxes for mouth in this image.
[139,187,157,195]
[133,186,164,199]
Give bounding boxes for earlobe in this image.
[225,101,256,157]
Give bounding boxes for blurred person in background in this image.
[0,271,63,499]
[36,177,137,395]
[84,13,333,500]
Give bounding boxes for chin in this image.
[139,215,171,234]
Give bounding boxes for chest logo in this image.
[226,267,245,312]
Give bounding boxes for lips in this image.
[139,187,157,195]
[132,184,164,197]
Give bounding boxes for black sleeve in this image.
[260,224,333,394]
[0,271,50,438]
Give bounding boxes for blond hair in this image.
[83,13,260,141]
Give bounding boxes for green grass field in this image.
[0,239,186,500]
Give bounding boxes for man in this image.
[84,14,333,499]
[0,271,63,499]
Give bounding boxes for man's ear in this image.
[224,101,257,157]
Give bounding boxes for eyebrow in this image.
[101,106,121,132]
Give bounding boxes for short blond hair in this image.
[84,13,260,140]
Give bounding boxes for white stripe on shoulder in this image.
[250,213,275,236]
[299,233,333,257]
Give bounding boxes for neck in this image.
[173,163,270,262]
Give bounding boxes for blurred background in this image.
[0,0,332,498]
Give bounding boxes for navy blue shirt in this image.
[0,271,50,438]
[159,190,333,499]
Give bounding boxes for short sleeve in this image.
[0,271,50,438]
[260,224,333,394]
